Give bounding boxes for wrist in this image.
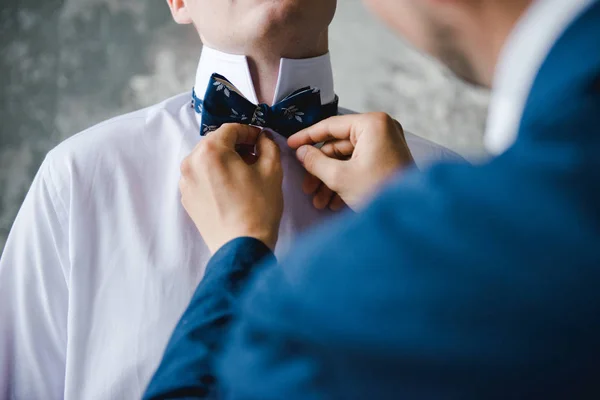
[210,231,278,255]
[244,231,278,252]
[236,223,279,252]
[205,236,276,285]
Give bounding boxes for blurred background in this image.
[0,0,489,251]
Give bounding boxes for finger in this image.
[313,184,334,210]
[302,173,321,195]
[329,194,345,212]
[320,139,354,159]
[287,114,362,148]
[213,123,262,149]
[255,132,281,173]
[296,145,343,191]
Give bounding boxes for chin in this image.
[251,0,334,29]
[196,0,333,54]
[251,1,304,25]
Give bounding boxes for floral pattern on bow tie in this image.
[202,124,218,134]
[213,81,231,97]
[251,108,266,126]
[230,109,248,121]
[282,105,305,122]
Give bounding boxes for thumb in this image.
[256,131,281,173]
[296,145,344,191]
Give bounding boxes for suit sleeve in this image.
[0,160,70,400]
[143,237,275,400]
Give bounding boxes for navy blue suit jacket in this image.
[145,3,600,399]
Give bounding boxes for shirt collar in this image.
[485,0,596,155]
[193,45,336,106]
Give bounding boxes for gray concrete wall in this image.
[0,0,489,251]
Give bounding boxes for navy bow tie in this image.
[192,73,339,138]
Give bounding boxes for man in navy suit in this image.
[145,0,600,398]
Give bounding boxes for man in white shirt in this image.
[0,1,462,399]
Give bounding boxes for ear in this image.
[166,0,193,24]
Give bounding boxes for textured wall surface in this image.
[0,0,489,251]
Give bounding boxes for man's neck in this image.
[474,1,534,86]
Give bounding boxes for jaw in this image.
[191,0,335,59]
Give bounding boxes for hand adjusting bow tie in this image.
[192,73,339,138]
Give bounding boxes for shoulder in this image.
[48,93,191,162]
[37,92,196,212]
[338,107,466,165]
[43,92,193,188]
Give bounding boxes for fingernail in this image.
[296,146,309,163]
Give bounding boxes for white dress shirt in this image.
[485,0,596,155]
[0,46,462,400]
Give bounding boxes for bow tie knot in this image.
[192,73,338,138]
